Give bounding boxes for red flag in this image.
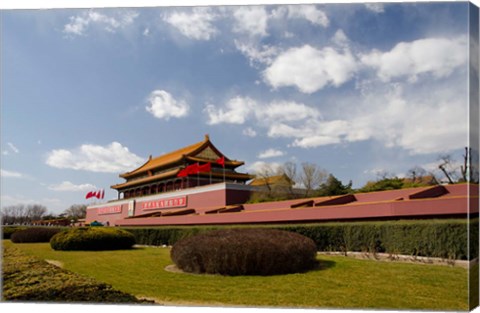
[198,162,211,172]
[188,163,200,175]
[177,163,200,177]
[177,168,188,177]
[86,189,105,199]
[216,156,225,167]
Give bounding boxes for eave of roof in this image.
[119,135,215,179]
[112,168,181,190]
[185,156,244,167]
[112,169,254,190]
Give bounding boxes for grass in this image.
[2,241,150,303]
[4,240,471,310]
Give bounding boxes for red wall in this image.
[86,183,245,225]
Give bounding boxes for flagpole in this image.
[223,160,226,183]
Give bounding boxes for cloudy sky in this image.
[1,1,477,214]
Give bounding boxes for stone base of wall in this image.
[317,251,478,269]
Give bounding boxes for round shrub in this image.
[50,227,136,251]
[170,228,318,276]
[10,227,64,243]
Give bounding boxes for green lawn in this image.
[5,241,470,310]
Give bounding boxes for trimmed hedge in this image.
[124,219,478,260]
[2,226,28,239]
[50,227,136,251]
[171,228,317,276]
[10,227,64,243]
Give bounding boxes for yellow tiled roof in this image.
[249,174,293,186]
[120,135,211,178]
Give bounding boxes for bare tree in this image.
[279,161,298,196]
[1,204,47,225]
[26,204,47,221]
[253,163,277,197]
[63,204,87,221]
[459,147,479,183]
[300,162,328,197]
[1,205,17,225]
[438,155,456,184]
[407,166,427,183]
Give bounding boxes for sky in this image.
[1,0,478,214]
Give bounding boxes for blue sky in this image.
[1,1,476,214]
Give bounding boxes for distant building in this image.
[87,135,255,225]
[111,135,253,200]
[86,136,477,226]
[248,174,294,189]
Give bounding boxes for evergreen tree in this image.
[317,174,353,196]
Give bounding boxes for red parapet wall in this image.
[86,183,250,226]
[87,183,478,227]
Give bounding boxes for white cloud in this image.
[364,3,385,13]
[232,6,269,38]
[204,96,256,125]
[63,10,139,36]
[286,5,329,27]
[271,5,329,27]
[0,194,62,209]
[2,142,20,155]
[204,98,321,131]
[210,78,466,155]
[48,181,97,192]
[255,100,321,123]
[361,36,468,82]
[291,134,342,148]
[1,169,24,178]
[234,40,279,66]
[247,161,282,174]
[345,82,468,154]
[46,142,144,173]
[263,44,358,93]
[7,142,19,154]
[332,29,350,48]
[163,7,219,40]
[266,119,349,148]
[204,96,346,149]
[243,127,257,137]
[146,90,190,120]
[258,148,285,159]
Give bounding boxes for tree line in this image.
[250,161,353,203]
[250,148,478,203]
[1,204,86,226]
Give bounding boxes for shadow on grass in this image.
[315,259,336,271]
[165,259,337,276]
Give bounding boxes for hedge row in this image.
[11,227,64,243]
[276,220,478,260]
[2,226,67,240]
[124,219,478,260]
[2,226,28,239]
[2,243,151,303]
